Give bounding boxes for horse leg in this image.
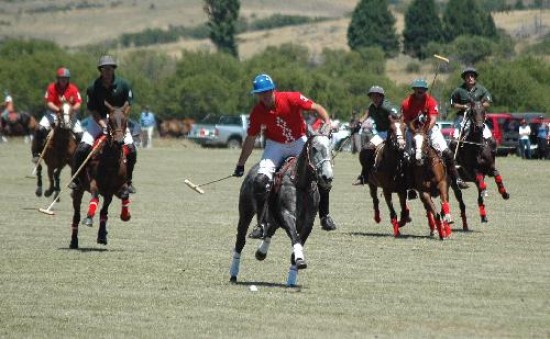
[44,166,55,198]
[35,164,43,197]
[382,190,399,237]
[119,190,131,222]
[83,193,99,227]
[53,168,61,202]
[369,184,381,223]
[230,196,255,283]
[397,192,411,227]
[97,196,111,245]
[438,181,453,238]
[287,264,298,287]
[492,169,510,200]
[451,185,469,232]
[475,173,488,223]
[280,211,307,270]
[419,193,445,239]
[70,188,84,249]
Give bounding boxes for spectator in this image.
[140,106,156,148]
[536,116,548,159]
[518,119,531,159]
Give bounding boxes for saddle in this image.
[373,143,385,169]
[272,157,297,195]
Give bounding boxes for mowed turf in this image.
[0,138,548,338]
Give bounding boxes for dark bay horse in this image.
[35,103,77,200]
[1,111,37,142]
[450,101,510,229]
[361,121,411,237]
[410,131,452,239]
[70,102,131,249]
[230,124,333,287]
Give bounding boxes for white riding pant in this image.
[369,131,388,147]
[142,125,154,147]
[39,111,83,133]
[453,116,493,139]
[259,136,307,180]
[81,118,133,146]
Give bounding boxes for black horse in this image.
[70,102,131,249]
[450,101,510,229]
[1,111,37,142]
[229,124,333,287]
[35,103,77,200]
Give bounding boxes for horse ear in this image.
[307,124,315,137]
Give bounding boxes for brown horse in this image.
[1,111,37,142]
[410,131,452,239]
[70,103,131,249]
[35,103,77,201]
[450,101,510,229]
[158,117,194,138]
[360,121,411,237]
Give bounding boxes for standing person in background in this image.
[0,90,14,142]
[140,105,156,148]
[536,115,548,159]
[518,119,531,159]
[233,73,337,238]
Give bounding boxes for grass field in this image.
[0,138,549,338]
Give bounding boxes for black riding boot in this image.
[442,148,469,189]
[353,147,375,185]
[74,132,83,144]
[319,186,336,231]
[69,143,92,189]
[31,127,48,163]
[125,144,137,194]
[249,174,272,239]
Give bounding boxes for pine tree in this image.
[442,0,497,42]
[347,0,400,57]
[402,0,443,59]
[203,0,240,58]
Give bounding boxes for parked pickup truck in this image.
[188,114,263,148]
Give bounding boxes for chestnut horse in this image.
[70,103,131,249]
[410,131,453,239]
[1,111,37,142]
[229,124,333,287]
[35,103,77,200]
[360,121,411,237]
[450,101,510,229]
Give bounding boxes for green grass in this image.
[0,138,549,338]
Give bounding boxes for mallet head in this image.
[184,179,205,194]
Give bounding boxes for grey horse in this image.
[230,124,333,287]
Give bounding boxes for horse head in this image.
[388,121,406,151]
[56,102,74,129]
[104,101,129,145]
[304,123,333,189]
[412,130,430,166]
[466,101,486,140]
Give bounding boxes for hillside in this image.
[1,1,549,84]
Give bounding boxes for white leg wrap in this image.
[258,237,271,254]
[230,250,241,278]
[293,243,304,261]
[287,265,298,287]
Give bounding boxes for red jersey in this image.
[248,91,313,143]
[401,93,439,125]
[44,82,82,107]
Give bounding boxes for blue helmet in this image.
[411,78,429,89]
[251,73,275,94]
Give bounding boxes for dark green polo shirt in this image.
[367,99,399,132]
[450,82,492,116]
[86,75,134,118]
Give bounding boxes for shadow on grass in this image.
[58,247,111,252]
[348,231,434,239]
[230,280,302,292]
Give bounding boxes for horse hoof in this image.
[230,276,237,283]
[82,217,93,227]
[120,214,131,222]
[44,189,53,198]
[502,192,510,200]
[295,258,307,270]
[255,249,267,261]
[481,216,488,223]
[69,238,78,249]
[97,235,108,245]
[35,188,42,197]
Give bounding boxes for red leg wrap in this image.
[87,197,99,217]
[121,198,131,221]
[441,202,451,216]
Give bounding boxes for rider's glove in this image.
[102,126,108,135]
[233,165,245,177]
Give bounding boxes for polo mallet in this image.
[429,54,450,96]
[38,137,105,215]
[28,130,55,178]
[184,174,235,194]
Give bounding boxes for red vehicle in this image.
[485,112,548,156]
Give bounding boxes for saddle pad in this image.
[272,157,297,195]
